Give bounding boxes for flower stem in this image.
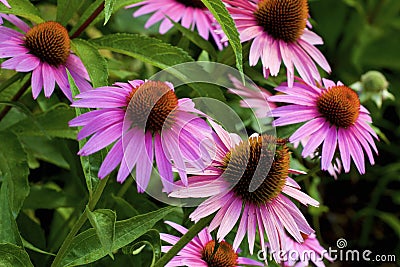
[50,176,109,267]
[153,214,214,267]
[70,1,105,39]
[0,77,31,121]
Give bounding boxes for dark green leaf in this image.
[104,0,116,25]
[86,208,116,259]
[0,183,23,246]
[200,0,243,74]
[23,184,80,209]
[0,131,29,217]
[0,0,43,24]
[90,33,194,69]
[69,0,103,37]
[59,207,177,266]
[10,105,77,140]
[169,18,218,61]
[0,243,33,267]
[71,39,109,88]
[56,0,83,26]
[122,229,161,265]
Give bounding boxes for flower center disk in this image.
[126,81,178,133]
[201,240,238,267]
[317,85,360,128]
[222,135,289,205]
[24,21,70,66]
[254,0,308,43]
[174,0,206,9]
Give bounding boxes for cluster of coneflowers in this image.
[0,0,379,266]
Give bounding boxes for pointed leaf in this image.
[122,229,161,265]
[59,207,177,266]
[104,0,116,25]
[200,0,243,74]
[86,208,116,259]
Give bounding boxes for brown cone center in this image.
[174,0,206,9]
[201,240,238,267]
[254,0,308,43]
[24,21,70,66]
[126,81,179,133]
[317,85,360,128]
[221,135,289,206]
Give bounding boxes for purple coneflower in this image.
[161,221,263,267]
[224,0,330,86]
[274,232,333,267]
[268,78,378,174]
[0,15,91,101]
[170,122,319,262]
[126,0,225,50]
[69,80,211,193]
[227,75,276,118]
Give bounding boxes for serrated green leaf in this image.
[71,39,108,88]
[10,105,77,140]
[56,0,83,26]
[0,0,43,24]
[23,184,80,209]
[200,0,243,74]
[90,33,194,69]
[59,207,177,266]
[0,243,33,267]
[0,131,29,217]
[122,229,161,265]
[86,208,116,259]
[104,0,116,25]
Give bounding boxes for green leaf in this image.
[0,0,43,24]
[0,243,33,267]
[122,229,161,265]
[0,183,23,246]
[0,131,29,217]
[114,0,146,11]
[59,207,177,266]
[90,33,194,69]
[56,0,83,26]
[10,105,77,140]
[71,39,108,88]
[23,184,80,209]
[376,211,400,238]
[169,18,218,61]
[200,0,243,74]
[69,0,103,37]
[22,238,56,256]
[86,208,116,259]
[104,0,116,25]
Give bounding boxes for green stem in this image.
[153,214,214,267]
[116,176,134,198]
[51,176,109,267]
[70,1,105,39]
